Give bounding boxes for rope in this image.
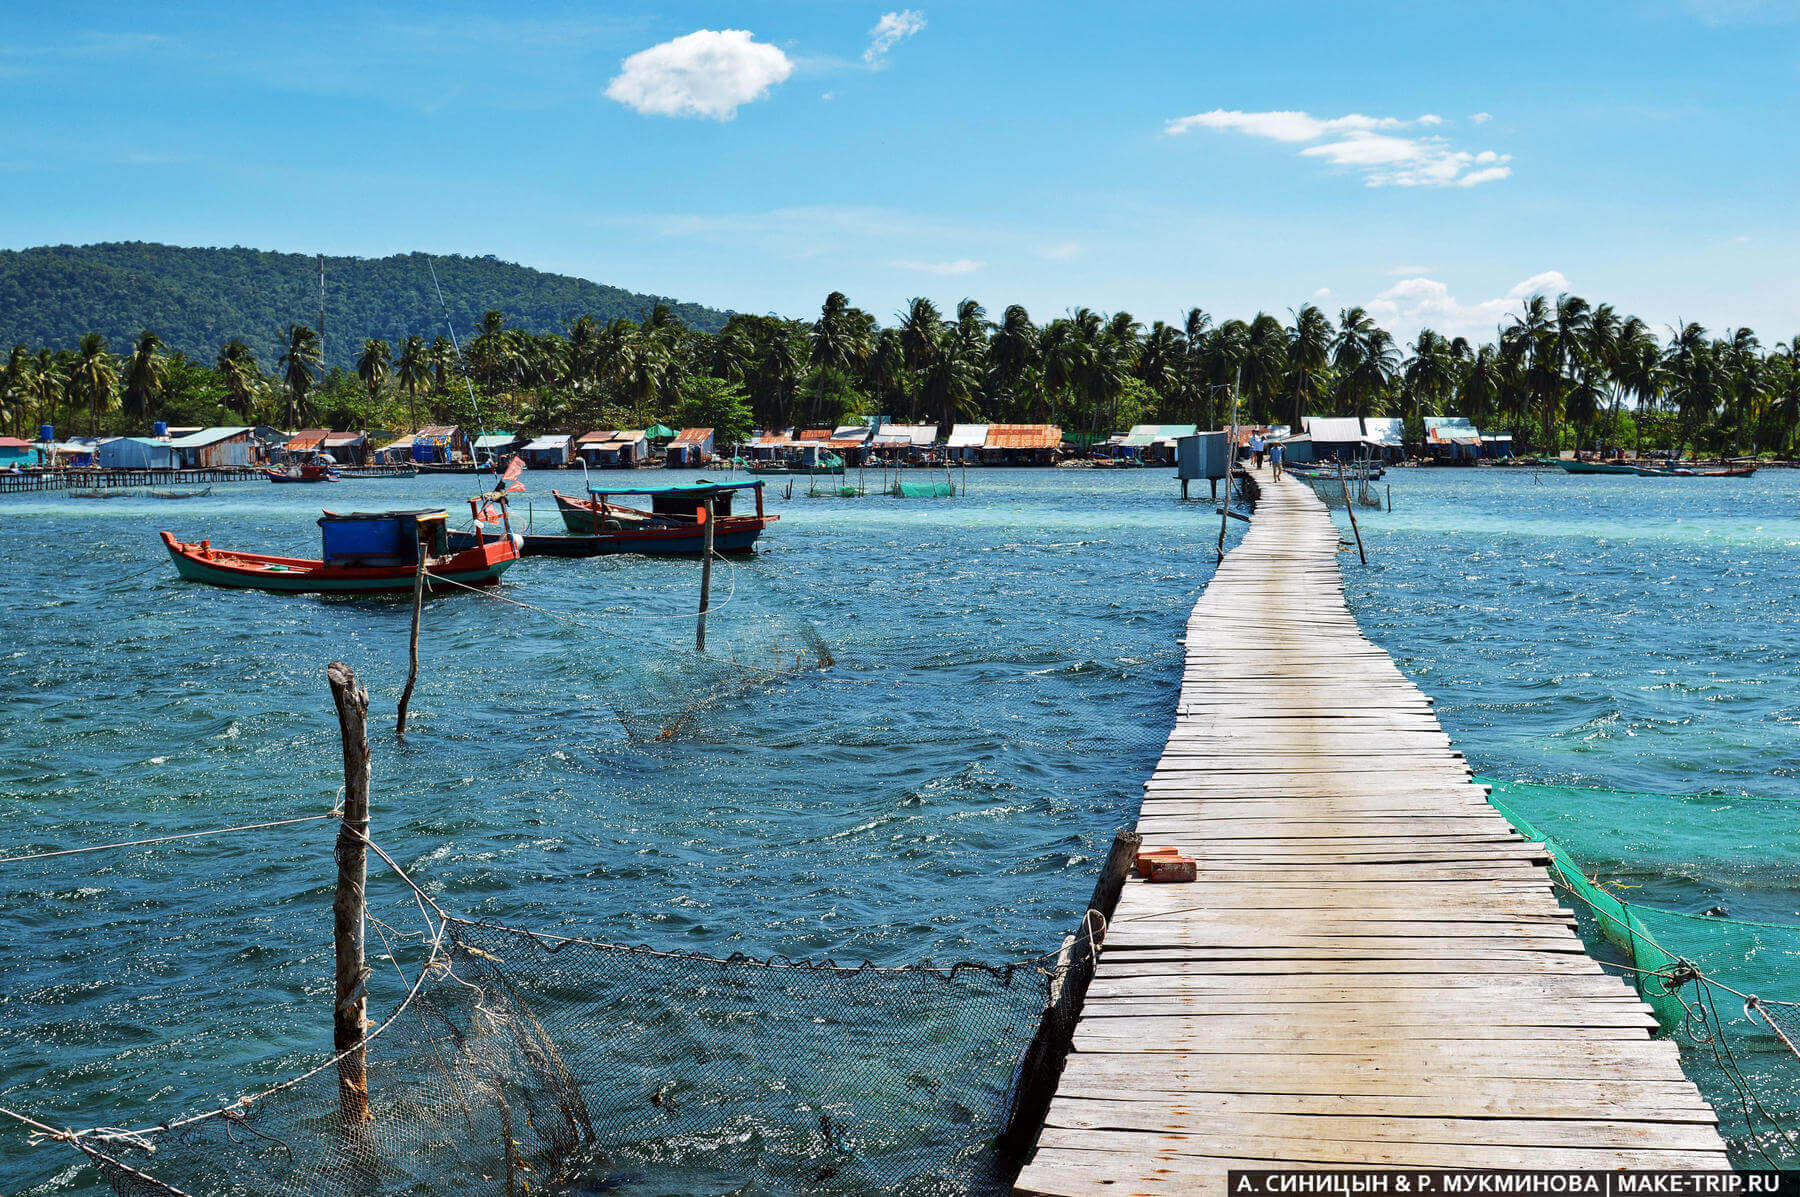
[0,812,339,865]
[423,547,746,625]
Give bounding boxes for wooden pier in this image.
[1014,468,1729,1193]
[0,465,415,493]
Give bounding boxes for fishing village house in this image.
[664,427,714,467]
[1120,423,1199,463]
[947,423,989,463]
[472,431,521,464]
[980,424,1062,466]
[283,430,331,461]
[165,427,255,468]
[0,436,36,467]
[1424,416,1483,463]
[575,430,649,468]
[1362,417,1407,462]
[96,436,180,469]
[321,431,370,466]
[1302,416,1365,462]
[520,434,575,469]
[411,425,469,464]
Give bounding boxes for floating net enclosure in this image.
[82,917,1055,1197]
[1484,779,1800,1167]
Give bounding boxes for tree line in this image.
[3,292,1797,457]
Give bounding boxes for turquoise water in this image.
[4,465,1799,1190]
[0,469,1227,1194]
[1333,467,1800,1166]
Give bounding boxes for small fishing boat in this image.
[746,448,845,477]
[160,509,519,593]
[543,479,777,554]
[266,463,338,483]
[147,486,213,500]
[1555,460,1660,476]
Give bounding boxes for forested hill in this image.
[0,242,732,368]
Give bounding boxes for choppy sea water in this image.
[0,468,1226,1194]
[3,464,1798,1190]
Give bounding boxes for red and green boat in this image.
[160,509,520,593]
[546,479,777,554]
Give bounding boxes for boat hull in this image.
[160,531,518,593]
[1555,461,1659,475]
[266,469,337,483]
[548,492,771,553]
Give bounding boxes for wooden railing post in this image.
[328,661,373,1125]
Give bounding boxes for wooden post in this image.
[1338,460,1367,565]
[396,552,425,735]
[328,661,372,1125]
[696,496,715,652]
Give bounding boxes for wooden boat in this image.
[1555,460,1660,476]
[747,449,845,477]
[546,480,776,554]
[266,463,338,483]
[160,509,519,593]
[148,486,213,499]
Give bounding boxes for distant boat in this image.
[544,479,777,554]
[747,450,845,476]
[1556,460,1660,476]
[160,509,519,593]
[266,464,338,483]
[147,486,212,499]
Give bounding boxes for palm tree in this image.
[216,339,260,421]
[428,337,455,395]
[1,345,29,436]
[1332,308,1395,421]
[355,338,391,432]
[120,330,165,424]
[1136,321,1184,416]
[29,349,65,434]
[393,336,429,429]
[1241,314,1288,425]
[898,298,944,420]
[1402,329,1457,429]
[1664,322,1717,458]
[68,334,118,436]
[278,324,323,427]
[989,304,1040,418]
[1286,304,1332,433]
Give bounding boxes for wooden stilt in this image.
[328,661,372,1125]
[696,496,716,652]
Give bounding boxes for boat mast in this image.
[317,254,326,367]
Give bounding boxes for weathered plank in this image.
[1013,466,1728,1195]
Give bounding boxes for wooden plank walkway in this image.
[1014,467,1729,1195]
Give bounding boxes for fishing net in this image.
[78,916,1056,1197]
[892,483,955,499]
[1484,778,1800,1166]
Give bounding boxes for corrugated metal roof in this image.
[985,424,1061,450]
[1424,416,1477,432]
[524,434,572,451]
[416,425,459,437]
[472,433,518,449]
[1304,416,1364,443]
[832,425,870,441]
[165,426,251,447]
[671,427,713,444]
[880,423,938,446]
[947,423,989,448]
[1122,423,1160,447]
[797,429,832,441]
[1362,417,1405,446]
[286,429,331,451]
[323,433,366,447]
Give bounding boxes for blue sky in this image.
[1,1,1795,342]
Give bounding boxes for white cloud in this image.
[890,258,984,275]
[1312,287,1332,299]
[1164,109,1405,142]
[1165,107,1511,188]
[864,10,926,66]
[605,29,792,120]
[1036,241,1082,261]
[1387,264,1433,276]
[1470,111,1493,124]
[1367,270,1571,336]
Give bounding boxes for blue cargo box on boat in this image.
[317,510,446,566]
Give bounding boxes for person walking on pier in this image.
[1269,439,1284,480]
[1250,433,1266,470]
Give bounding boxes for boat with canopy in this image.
[160,509,520,592]
[536,479,776,555]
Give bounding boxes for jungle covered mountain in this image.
[0,242,732,370]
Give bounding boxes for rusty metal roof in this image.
[984,424,1062,450]
[671,427,713,444]
[285,429,331,451]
